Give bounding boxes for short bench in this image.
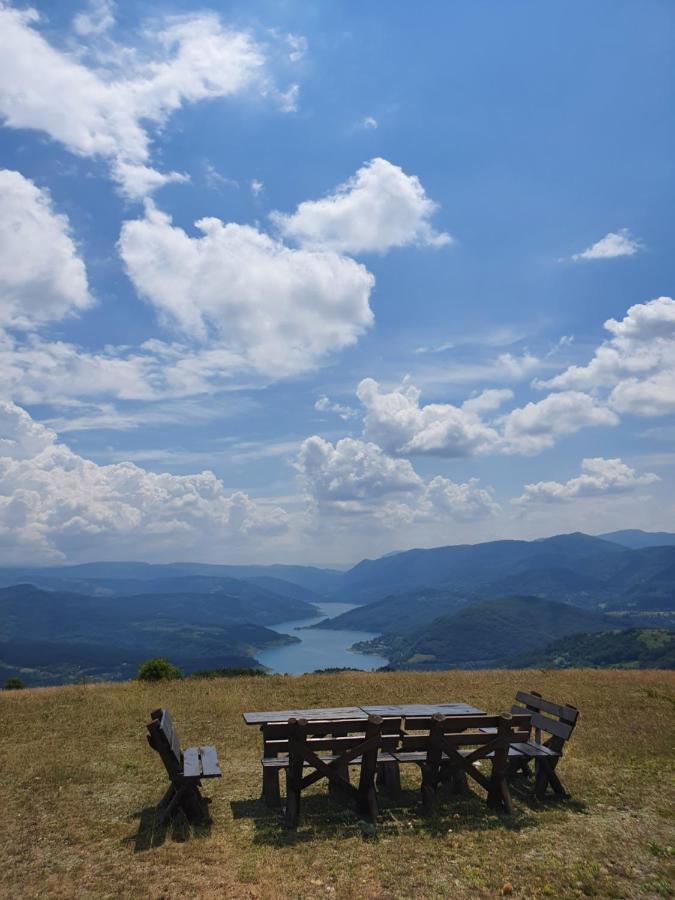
[146,708,221,824]
[482,690,579,798]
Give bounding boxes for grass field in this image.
[1,669,673,899]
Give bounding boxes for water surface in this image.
[257,601,388,674]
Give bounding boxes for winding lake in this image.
[257,601,388,674]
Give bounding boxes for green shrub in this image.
[3,677,25,690]
[137,657,182,682]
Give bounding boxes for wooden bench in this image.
[510,690,579,798]
[482,691,579,798]
[146,708,221,824]
[383,711,532,815]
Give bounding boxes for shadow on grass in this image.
[229,778,587,847]
[125,797,213,853]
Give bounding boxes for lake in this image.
[256,601,388,674]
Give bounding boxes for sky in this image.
[0,0,673,567]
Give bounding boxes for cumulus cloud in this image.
[356,377,502,457]
[296,436,421,502]
[119,203,374,378]
[72,0,115,36]
[355,377,618,458]
[571,228,642,261]
[0,6,283,197]
[0,400,288,563]
[314,395,358,420]
[499,391,619,455]
[296,435,498,524]
[539,296,675,416]
[515,457,659,505]
[0,170,91,328]
[272,157,451,254]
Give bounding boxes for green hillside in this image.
[0,669,672,899]
[357,596,608,669]
[0,584,309,685]
[511,628,675,669]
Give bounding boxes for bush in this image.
[3,677,25,690]
[137,658,182,682]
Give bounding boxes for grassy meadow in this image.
[0,669,673,899]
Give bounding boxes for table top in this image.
[361,703,483,717]
[242,706,367,725]
[242,701,484,725]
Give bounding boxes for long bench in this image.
[259,710,532,825]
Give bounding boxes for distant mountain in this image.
[0,561,342,597]
[337,533,624,604]
[0,583,307,685]
[509,628,675,669]
[242,576,318,604]
[314,587,474,634]
[599,530,675,550]
[356,595,609,670]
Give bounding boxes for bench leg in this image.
[534,758,568,799]
[451,769,469,795]
[262,767,281,807]
[283,769,302,829]
[329,760,350,797]
[376,762,401,798]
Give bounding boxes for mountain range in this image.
[1,529,673,684]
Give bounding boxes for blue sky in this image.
[0,0,673,565]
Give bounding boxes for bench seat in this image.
[262,743,542,770]
[182,745,221,779]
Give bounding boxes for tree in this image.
[137,657,182,682]
[3,677,25,690]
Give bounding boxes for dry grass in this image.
[1,669,673,899]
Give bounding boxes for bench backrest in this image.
[513,690,579,752]
[398,712,531,755]
[262,716,402,759]
[147,708,183,778]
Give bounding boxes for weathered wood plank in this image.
[515,691,579,723]
[199,745,221,777]
[182,746,201,778]
[244,707,366,724]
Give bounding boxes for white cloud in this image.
[499,391,619,455]
[461,389,514,415]
[72,0,115,37]
[272,157,452,254]
[250,178,264,196]
[296,435,498,525]
[296,436,422,503]
[419,475,500,521]
[0,7,276,197]
[570,228,642,261]
[0,169,91,328]
[356,377,617,458]
[516,457,659,505]
[285,33,307,62]
[314,395,358,420]
[539,297,675,416]
[359,116,378,130]
[0,400,289,564]
[356,377,501,457]
[119,203,375,378]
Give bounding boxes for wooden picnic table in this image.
[243,702,485,808]
[242,702,484,726]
